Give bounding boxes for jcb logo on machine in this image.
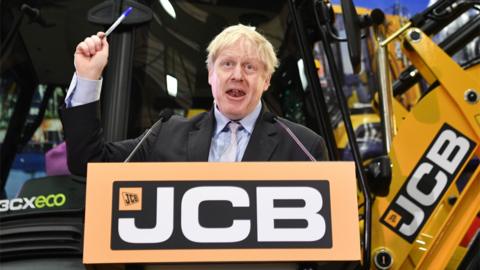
[111,181,332,249]
[381,124,476,242]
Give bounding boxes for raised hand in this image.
[74,32,109,80]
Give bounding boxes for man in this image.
[60,24,328,176]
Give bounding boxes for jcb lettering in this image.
[396,195,424,237]
[381,124,475,242]
[257,187,326,242]
[426,129,471,174]
[406,163,447,207]
[118,186,324,244]
[112,181,332,249]
[181,186,250,243]
[118,188,174,244]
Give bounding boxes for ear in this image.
[262,75,271,92]
[208,67,213,86]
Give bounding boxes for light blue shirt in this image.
[65,74,262,162]
[208,102,261,162]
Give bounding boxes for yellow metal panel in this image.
[416,167,480,269]
[446,246,468,270]
[403,28,480,136]
[370,28,480,269]
[372,89,479,269]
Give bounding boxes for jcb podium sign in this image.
[84,162,360,263]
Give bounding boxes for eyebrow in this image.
[218,55,262,63]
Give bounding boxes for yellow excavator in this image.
[341,0,480,268]
[290,0,480,268]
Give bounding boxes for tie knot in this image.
[227,121,240,133]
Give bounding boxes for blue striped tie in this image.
[219,122,240,162]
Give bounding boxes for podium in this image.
[83,162,360,267]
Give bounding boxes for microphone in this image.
[124,108,173,162]
[264,112,317,161]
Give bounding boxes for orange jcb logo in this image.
[119,188,142,211]
[123,193,138,205]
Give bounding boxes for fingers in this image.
[91,35,102,51]
[101,38,109,58]
[73,32,110,80]
[76,42,90,57]
[76,33,105,57]
[84,37,96,55]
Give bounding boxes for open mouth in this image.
[226,89,246,98]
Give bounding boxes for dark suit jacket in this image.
[60,101,328,176]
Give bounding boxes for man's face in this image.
[208,39,271,120]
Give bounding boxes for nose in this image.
[231,64,243,81]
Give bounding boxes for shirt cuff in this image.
[64,73,103,108]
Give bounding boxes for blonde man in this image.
[60,24,327,176]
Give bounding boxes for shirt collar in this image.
[213,101,262,136]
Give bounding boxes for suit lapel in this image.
[187,111,214,161]
[242,112,279,161]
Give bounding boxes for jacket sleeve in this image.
[59,101,145,176]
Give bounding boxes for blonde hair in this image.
[206,24,279,76]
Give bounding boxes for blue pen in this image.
[104,7,133,37]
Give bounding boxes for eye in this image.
[221,60,233,68]
[244,63,257,72]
